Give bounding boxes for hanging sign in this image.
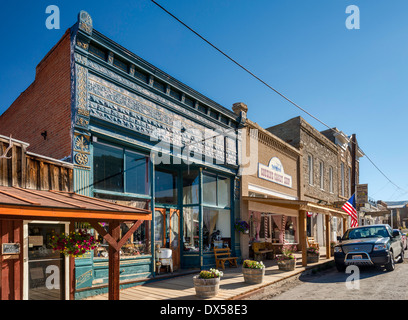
[258,157,292,188]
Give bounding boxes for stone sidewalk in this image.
[85,251,334,300]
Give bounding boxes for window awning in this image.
[0,186,151,222]
[242,196,349,218]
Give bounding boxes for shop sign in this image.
[356,184,368,204]
[258,157,292,188]
[2,243,20,256]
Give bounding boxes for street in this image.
[249,253,408,300]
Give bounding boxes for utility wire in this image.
[150,0,408,198]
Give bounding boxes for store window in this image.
[202,173,231,208]
[183,207,199,252]
[284,216,297,244]
[126,150,150,195]
[94,142,124,192]
[155,168,178,204]
[182,170,199,204]
[95,222,151,258]
[203,208,231,252]
[93,141,150,195]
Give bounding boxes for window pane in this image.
[183,207,199,252]
[155,169,177,204]
[203,208,230,252]
[217,176,230,207]
[126,151,149,195]
[183,170,199,204]
[203,174,217,206]
[93,142,123,192]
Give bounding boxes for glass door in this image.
[27,223,65,300]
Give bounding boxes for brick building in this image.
[0,11,241,299]
[267,116,363,245]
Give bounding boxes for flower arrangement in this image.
[243,259,265,269]
[49,229,100,258]
[307,247,319,255]
[276,245,297,261]
[234,220,250,233]
[198,268,224,279]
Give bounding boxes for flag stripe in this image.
[342,195,358,227]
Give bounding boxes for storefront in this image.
[237,117,303,259]
[0,135,151,300]
[68,11,241,297]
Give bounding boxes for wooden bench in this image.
[252,242,275,261]
[307,237,320,250]
[214,248,238,270]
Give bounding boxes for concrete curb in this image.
[229,259,335,300]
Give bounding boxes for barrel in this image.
[193,276,220,298]
[242,267,265,284]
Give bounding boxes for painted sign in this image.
[2,243,20,255]
[258,157,292,188]
[356,184,368,205]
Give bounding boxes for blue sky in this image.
[0,0,407,201]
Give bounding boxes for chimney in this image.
[232,102,248,115]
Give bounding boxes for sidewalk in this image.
[84,250,334,300]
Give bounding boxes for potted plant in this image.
[242,259,265,284]
[234,220,250,234]
[276,245,297,271]
[193,268,223,298]
[49,229,100,258]
[306,247,320,263]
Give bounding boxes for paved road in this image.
[262,254,408,300]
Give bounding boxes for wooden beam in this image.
[69,221,75,300]
[299,210,307,267]
[89,221,119,251]
[108,221,121,300]
[326,215,331,259]
[117,220,143,249]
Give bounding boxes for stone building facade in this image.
[267,116,362,244]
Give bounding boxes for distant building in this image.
[384,201,408,229]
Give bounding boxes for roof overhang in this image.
[0,187,151,222]
[242,196,349,218]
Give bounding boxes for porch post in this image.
[343,217,348,234]
[108,220,121,300]
[325,215,331,259]
[69,221,75,300]
[299,210,307,267]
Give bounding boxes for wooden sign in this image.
[356,184,368,204]
[2,243,20,255]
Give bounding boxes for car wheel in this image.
[335,263,346,272]
[385,251,395,271]
[398,249,404,263]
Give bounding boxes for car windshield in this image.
[343,226,390,240]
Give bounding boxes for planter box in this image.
[278,258,296,271]
[242,267,265,284]
[193,275,220,298]
[307,253,320,263]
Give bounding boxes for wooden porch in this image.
[85,249,332,300]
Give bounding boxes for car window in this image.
[343,226,389,240]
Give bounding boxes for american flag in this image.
[342,194,358,227]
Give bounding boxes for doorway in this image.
[24,222,69,300]
[154,208,180,271]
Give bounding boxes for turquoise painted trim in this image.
[199,169,203,270]
[150,155,156,276]
[92,188,151,200]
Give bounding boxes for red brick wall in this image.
[0,29,72,160]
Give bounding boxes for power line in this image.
[150,0,408,198]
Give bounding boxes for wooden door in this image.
[169,209,180,271]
